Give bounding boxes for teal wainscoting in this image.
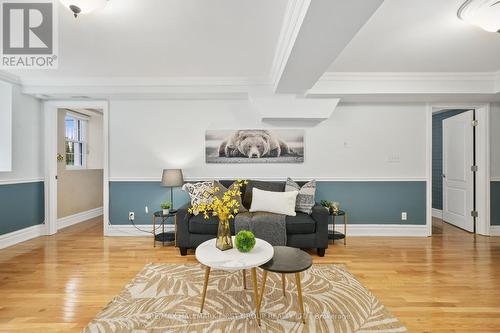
[0,181,45,235]
[110,182,190,225]
[109,181,426,225]
[491,181,500,226]
[316,181,426,225]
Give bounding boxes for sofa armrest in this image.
[175,203,192,247]
[311,203,329,247]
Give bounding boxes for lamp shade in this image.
[161,169,184,187]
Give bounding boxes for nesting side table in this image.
[329,210,347,245]
[152,211,177,247]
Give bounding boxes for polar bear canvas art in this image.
[205,129,304,163]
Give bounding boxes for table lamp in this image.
[161,169,184,214]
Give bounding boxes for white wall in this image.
[0,84,43,183]
[491,103,500,180]
[109,100,427,180]
[86,111,104,169]
[0,81,12,172]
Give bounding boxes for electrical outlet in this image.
[401,212,407,221]
[128,212,135,221]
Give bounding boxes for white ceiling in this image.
[329,0,500,72]
[5,0,500,87]
[6,0,287,79]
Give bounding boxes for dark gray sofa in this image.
[176,180,329,256]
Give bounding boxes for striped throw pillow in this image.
[285,178,316,214]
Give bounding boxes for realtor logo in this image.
[1,0,58,68]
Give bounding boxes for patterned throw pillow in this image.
[285,178,316,214]
[213,180,247,214]
[181,181,214,215]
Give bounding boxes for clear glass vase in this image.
[216,218,233,251]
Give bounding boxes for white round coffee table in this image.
[195,237,274,326]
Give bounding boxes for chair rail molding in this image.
[0,177,44,185]
[108,176,427,182]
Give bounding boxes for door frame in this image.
[43,100,109,236]
[426,103,491,236]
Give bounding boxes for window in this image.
[65,113,87,169]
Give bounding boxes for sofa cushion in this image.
[243,180,285,209]
[188,214,236,235]
[285,212,316,234]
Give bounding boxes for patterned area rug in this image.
[82,263,407,333]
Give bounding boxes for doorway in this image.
[427,104,491,236]
[56,108,104,229]
[432,109,475,232]
[44,101,109,236]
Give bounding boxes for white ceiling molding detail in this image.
[20,77,270,100]
[269,0,311,90]
[495,71,500,92]
[306,72,500,102]
[0,70,21,85]
[251,95,339,126]
[273,0,384,94]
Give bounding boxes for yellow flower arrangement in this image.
[188,179,247,250]
[188,179,247,221]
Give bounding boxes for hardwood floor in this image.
[1,217,499,332]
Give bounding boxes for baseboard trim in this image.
[105,224,174,236]
[329,224,428,237]
[490,226,500,236]
[432,208,443,218]
[106,224,426,237]
[57,207,103,230]
[0,224,46,249]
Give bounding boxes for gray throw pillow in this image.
[285,178,316,214]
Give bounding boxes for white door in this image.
[442,110,474,232]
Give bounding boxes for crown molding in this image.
[11,70,500,101]
[269,0,311,89]
[20,76,271,100]
[0,70,21,85]
[495,71,500,91]
[20,76,269,87]
[307,71,500,100]
[305,72,500,102]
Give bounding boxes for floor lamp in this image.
[161,169,184,214]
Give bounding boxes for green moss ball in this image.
[235,230,256,253]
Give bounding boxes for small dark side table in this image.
[152,211,177,247]
[259,246,313,324]
[329,210,347,245]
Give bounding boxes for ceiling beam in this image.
[272,0,383,94]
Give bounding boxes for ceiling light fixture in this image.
[59,0,108,18]
[458,0,500,33]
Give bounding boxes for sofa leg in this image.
[317,248,325,257]
[179,247,188,256]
